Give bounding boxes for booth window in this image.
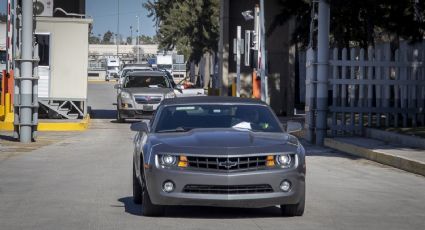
[36,34,50,66]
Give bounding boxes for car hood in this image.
[149,129,297,154]
[123,87,173,95]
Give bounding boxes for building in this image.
[218,0,296,115]
[89,44,159,57]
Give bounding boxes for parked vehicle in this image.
[156,54,173,75]
[106,57,120,81]
[114,71,176,122]
[131,96,306,217]
[174,76,205,97]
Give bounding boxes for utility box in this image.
[35,17,92,119]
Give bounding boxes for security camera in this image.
[241,10,254,21]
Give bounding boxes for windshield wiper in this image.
[156,127,192,133]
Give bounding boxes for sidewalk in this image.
[325,136,425,176]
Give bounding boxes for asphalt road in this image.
[0,82,424,230]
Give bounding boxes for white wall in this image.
[89,44,159,56]
[36,17,92,100]
[0,22,6,50]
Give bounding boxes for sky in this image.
[0,0,156,38]
[87,0,156,38]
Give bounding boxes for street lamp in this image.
[116,0,120,57]
[136,15,140,63]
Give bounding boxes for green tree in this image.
[89,35,101,44]
[144,0,219,62]
[269,0,425,48]
[102,30,113,44]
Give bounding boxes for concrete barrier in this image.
[325,138,425,177]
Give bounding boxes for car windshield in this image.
[124,75,170,88]
[155,104,282,133]
[158,64,172,70]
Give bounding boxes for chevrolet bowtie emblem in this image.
[219,160,237,169]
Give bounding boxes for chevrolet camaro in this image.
[131,96,306,216]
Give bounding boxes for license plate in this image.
[143,105,154,111]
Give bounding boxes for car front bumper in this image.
[118,109,154,119]
[145,166,305,208]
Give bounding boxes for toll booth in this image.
[35,17,92,119]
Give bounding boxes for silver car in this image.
[115,71,175,122]
[131,96,306,217]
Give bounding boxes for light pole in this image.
[130,26,133,45]
[136,15,140,63]
[116,0,120,57]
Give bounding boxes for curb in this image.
[365,128,425,149]
[0,116,90,132]
[324,138,425,176]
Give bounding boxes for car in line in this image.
[115,71,176,122]
[118,65,153,85]
[131,96,306,217]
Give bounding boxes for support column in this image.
[218,0,229,96]
[315,0,330,145]
[19,0,34,143]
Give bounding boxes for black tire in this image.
[116,109,125,123]
[281,193,305,217]
[133,164,143,204]
[141,169,164,216]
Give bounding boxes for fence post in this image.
[341,48,347,133]
[305,48,316,143]
[349,48,356,134]
[394,49,400,128]
[411,49,419,127]
[400,43,408,127]
[375,49,382,127]
[367,47,374,127]
[383,44,391,127]
[331,48,338,136]
[358,48,365,132]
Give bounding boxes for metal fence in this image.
[305,42,425,139]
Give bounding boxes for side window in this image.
[35,34,50,67]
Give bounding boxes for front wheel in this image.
[116,109,125,123]
[280,194,305,217]
[133,164,143,204]
[141,170,164,216]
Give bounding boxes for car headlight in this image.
[160,155,177,166]
[165,92,176,99]
[121,91,130,99]
[276,154,292,167]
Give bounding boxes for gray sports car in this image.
[131,96,306,217]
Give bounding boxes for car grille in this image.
[183,184,273,194]
[186,155,268,172]
[134,95,162,104]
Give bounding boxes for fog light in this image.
[280,180,291,192]
[162,181,175,193]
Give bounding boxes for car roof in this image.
[123,66,152,70]
[161,96,268,106]
[126,71,166,77]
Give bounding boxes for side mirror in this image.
[114,84,122,89]
[286,121,302,133]
[130,121,149,132]
[175,84,184,90]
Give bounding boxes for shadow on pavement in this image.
[0,134,17,142]
[117,196,283,219]
[117,197,143,216]
[90,109,117,119]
